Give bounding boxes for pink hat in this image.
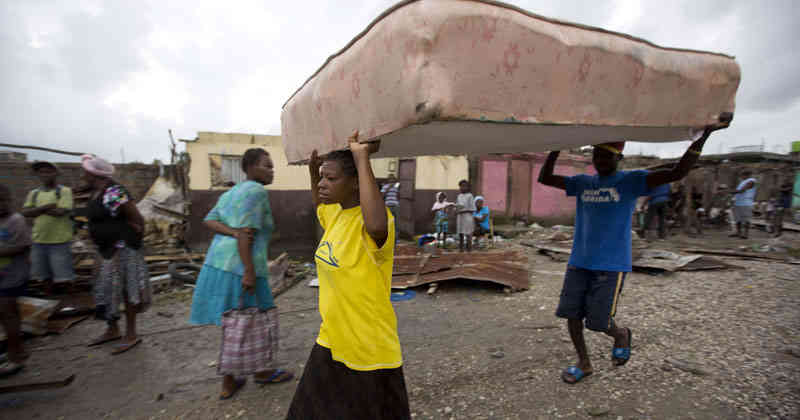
[81,154,114,177]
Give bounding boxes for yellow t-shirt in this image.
[314,203,401,371]
[23,187,74,244]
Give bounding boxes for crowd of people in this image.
[426,181,492,251]
[636,167,797,240]
[1,155,151,377]
[5,117,800,418]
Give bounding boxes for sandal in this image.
[612,328,632,366]
[561,366,592,384]
[0,361,24,379]
[220,378,246,400]
[88,334,122,347]
[254,369,294,385]
[111,338,142,355]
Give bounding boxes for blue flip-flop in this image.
[612,328,632,366]
[561,366,592,384]
[254,369,294,385]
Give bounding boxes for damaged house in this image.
[181,132,601,251]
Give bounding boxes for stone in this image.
[588,405,610,416]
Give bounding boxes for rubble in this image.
[136,164,190,251]
[521,241,738,274]
[0,297,60,339]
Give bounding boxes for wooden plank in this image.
[144,254,205,262]
[680,248,787,261]
[0,375,75,394]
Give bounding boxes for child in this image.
[473,196,491,244]
[287,132,410,419]
[0,184,32,378]
[455,180,476,252]
[765,197,776,233]
[431,192,454,247]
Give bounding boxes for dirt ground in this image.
[1,227,799,419]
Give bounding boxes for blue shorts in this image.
[555,266,626,332]
[30,242,75,283]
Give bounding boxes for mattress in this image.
[281,0,740,163]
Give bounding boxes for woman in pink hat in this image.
[81,155,151,355]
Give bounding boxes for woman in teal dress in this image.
[190,148,293,399]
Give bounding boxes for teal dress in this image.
[190,181,275,325]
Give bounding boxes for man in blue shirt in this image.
[538,122,726,384]
[638,182,671,239]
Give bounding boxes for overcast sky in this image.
[2,0,799,163]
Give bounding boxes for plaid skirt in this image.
[94,246,151,321]
[287,344,411,420]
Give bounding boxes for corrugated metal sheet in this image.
[392,247,529,291]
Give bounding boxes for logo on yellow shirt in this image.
[315,241,339,267]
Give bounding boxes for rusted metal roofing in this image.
[392,247,529,291]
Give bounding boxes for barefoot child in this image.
[431,192,454,247]
[455,180,476,252]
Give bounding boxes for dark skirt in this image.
[286,344,411,420]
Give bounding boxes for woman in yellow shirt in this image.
[286,133,410,419]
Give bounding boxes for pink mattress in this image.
[281,0,740,163]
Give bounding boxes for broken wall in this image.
[0,161,165,210]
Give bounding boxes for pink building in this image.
[476,152,595,225]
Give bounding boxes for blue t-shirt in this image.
[565,170,650,272]
[648,183,670,205]
[474,206,490,230]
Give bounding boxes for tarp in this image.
[281,0,740,163]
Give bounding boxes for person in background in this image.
[687,187,704,237]
[21,161,74,294]
[538,123,725,385]
[0,184,32,378]
[381,174,400,242]
[191,148,293,400]
[730,170,757,239]
[473,196,491,243]
[638,182,670,240]
[288,132,410,419]
[455,180,476,252]
[82,155,151,355]
[671,184,686,229]
[765,197,776,234]
[431,192,454,248]
[774,182,799,237]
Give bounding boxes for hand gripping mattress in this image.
[280,0,741,163]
